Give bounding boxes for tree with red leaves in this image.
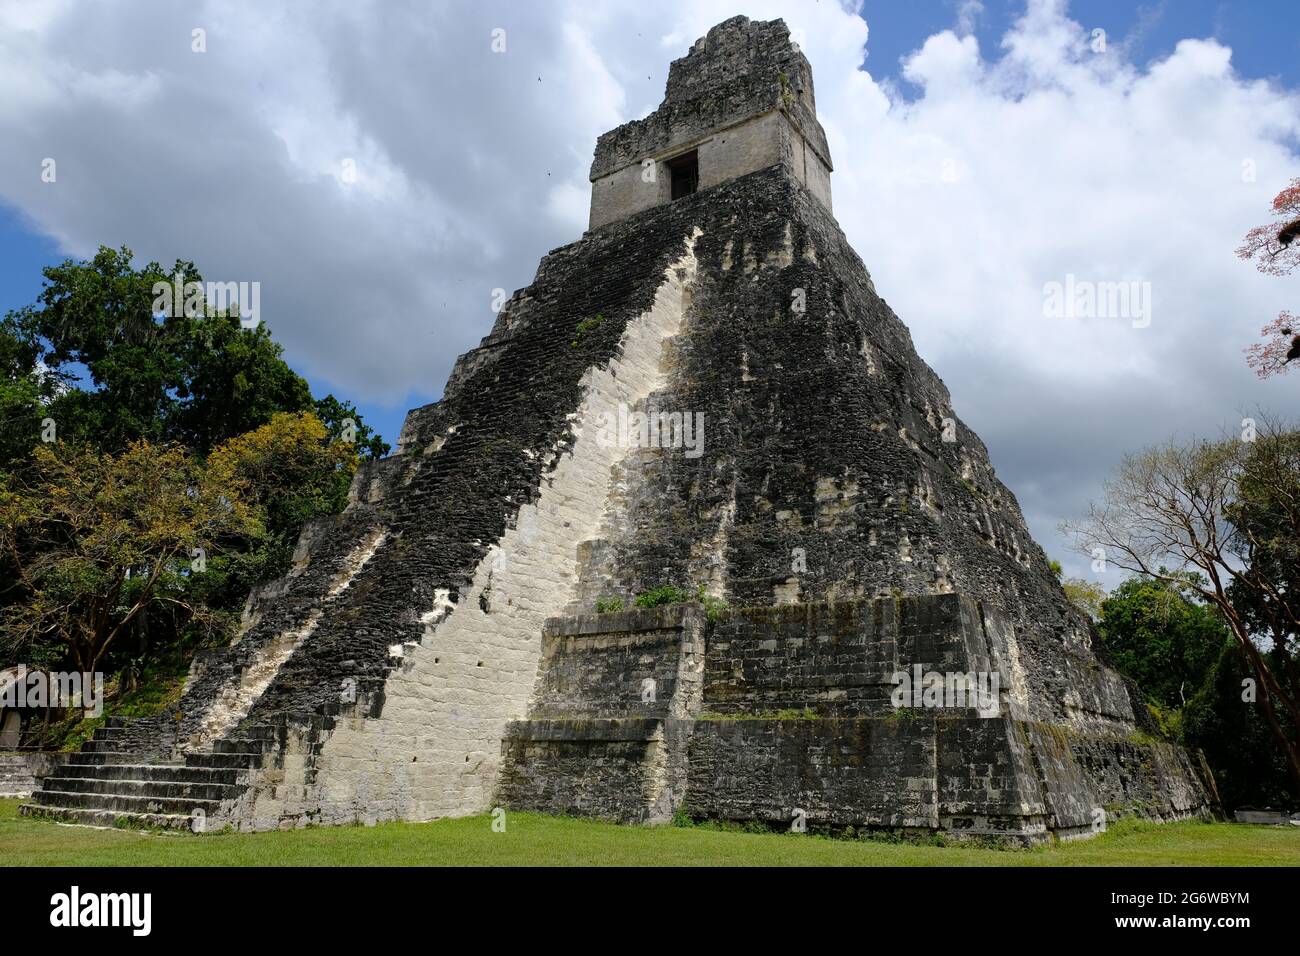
[1239,178,1300,377]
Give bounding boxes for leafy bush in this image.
[633,585,694,609]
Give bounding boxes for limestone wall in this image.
[705,595,1007,718]
[496,606,704,823]
[498,719,694,824]
[590,18,829,180]
[589,110,831,230]
[588,17,832,230]
[0,752,60,798]
[496,594,1215,842]
[528,606,705,720]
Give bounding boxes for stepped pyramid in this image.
[24,17,1213,841]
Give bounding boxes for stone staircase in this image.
[19,718,269,831]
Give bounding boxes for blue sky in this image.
[1,0,1298,578]
[876,0,1300,93]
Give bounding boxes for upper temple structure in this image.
[588,17,832,228]
[23,16,1214,842]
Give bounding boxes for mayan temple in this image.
[23,16,1214,841]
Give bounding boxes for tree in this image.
[1224,426,1300,650]
[1062,577,1107,621]
[189,412,359,612]
[1092,574,1290,808]
[0,317,54,471]
[0,248,388,743]
[1238,178,1300,377]
[1063,421,1300,797]
[1048,558,1107,620]
[4,246,185,453]
[312,394,389,461]
[0,441,260,673]
[167,315,313,455]
[206,411,355,562]
[0,245,387,465]
[1098,576,1228,710]
[1184,641,1297,811]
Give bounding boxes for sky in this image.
[1,0,1298,584]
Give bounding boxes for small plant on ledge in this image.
[570,313,605,347]
[633,584,694,609]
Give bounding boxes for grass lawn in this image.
[3,799,1298,866]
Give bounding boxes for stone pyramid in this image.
[23,16,1213,841]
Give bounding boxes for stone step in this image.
[29,788,224,817]
[64,751,168,767]
[263,712,343,733]
[185,751,264,769]
[40,775,242,802]
[211,738,273,755]
[79,739,131,753]
[55,762,241,785]
[18,802,199,831]
[222,725,278,741]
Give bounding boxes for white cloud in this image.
[816,2,1299,577]
[957,1,984,37]
[0,0,1297,578]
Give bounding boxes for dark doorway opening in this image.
[667,151,699,200]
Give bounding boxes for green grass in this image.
[3,800,1298,866]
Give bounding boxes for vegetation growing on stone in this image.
[570,313,605,348]
[632,585,694,609]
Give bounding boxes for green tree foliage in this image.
[0,318,52,468]
[0,247,387,738]
[166,315,313,455]
[5,246,191,453]
[1066,422,1300,799]
[198,412,358,607]
[0,441,260,672]
[1062,578,1107,621]
[1048,559,1107,620]
[0,245,386,467]
[313,394,389,461]
[1184,641,1297,811]
[1224,427,1300,677]
[1099,576,1228,710]
[1092,574,1297,808]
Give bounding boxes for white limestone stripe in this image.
[185,529,388,749]
[241,230,703,827]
